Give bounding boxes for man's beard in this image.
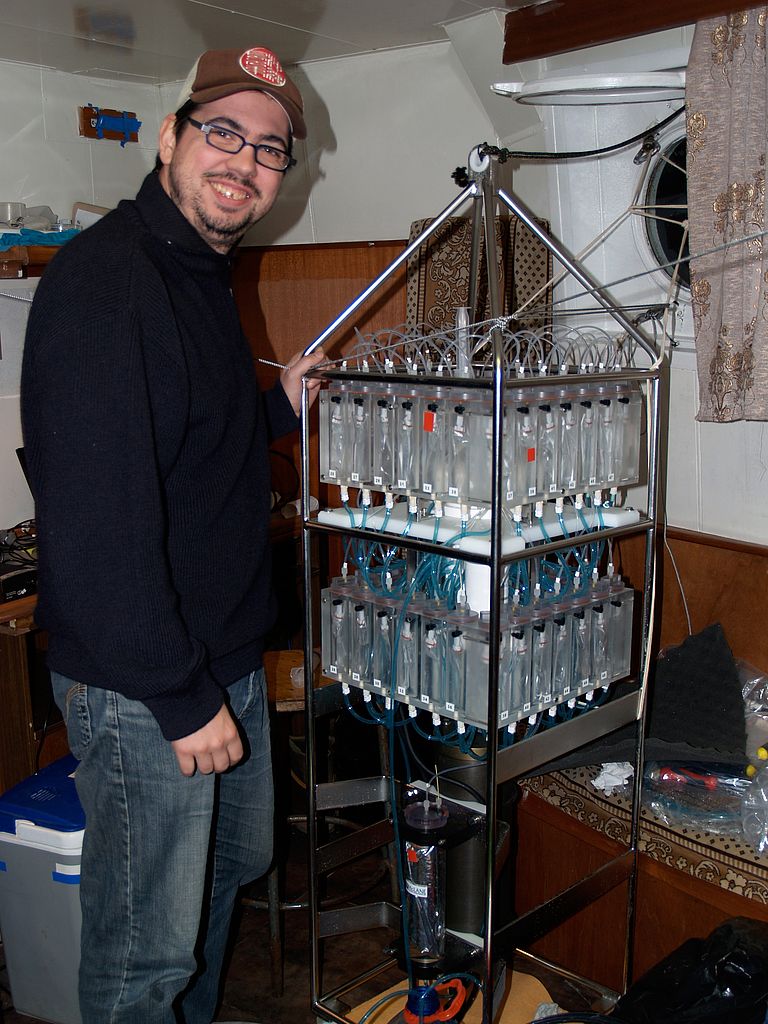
[169,166,262,251]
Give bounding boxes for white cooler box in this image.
[0,754,84,1024]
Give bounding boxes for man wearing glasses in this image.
[21,46,323,1023]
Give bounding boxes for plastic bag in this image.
[740,661,768,854]
[644,762,751,836]
[742,766,768,856]
[613,917,768,1024]
[741,660,768,776]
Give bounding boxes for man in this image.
[21,46,323,1024]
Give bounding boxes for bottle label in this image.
[406,880,429,899]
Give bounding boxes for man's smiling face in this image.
[157,89,291,254]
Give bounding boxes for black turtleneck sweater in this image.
[21,172,298,740]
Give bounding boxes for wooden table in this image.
[263,648,316,712]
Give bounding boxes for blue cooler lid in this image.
[0,754,85,835]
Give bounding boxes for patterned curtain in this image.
[405,215,552,333]
[687,9,768,422]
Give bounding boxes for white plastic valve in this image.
[468,145,491,173]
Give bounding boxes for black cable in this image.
[401,727,487,804]
[480,105,685,162]
[34,693,55,772]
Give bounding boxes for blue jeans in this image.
[51,669,273,1024]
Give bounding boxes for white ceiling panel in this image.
[0,0,519,83]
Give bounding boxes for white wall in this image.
[240,43,498,246]
[0,60,165,528]
[0,279,36,527]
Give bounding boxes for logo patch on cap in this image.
[240,47,286,87]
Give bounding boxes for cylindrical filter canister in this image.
[402,800,450,962]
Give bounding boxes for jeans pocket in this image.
[51,673,92,761]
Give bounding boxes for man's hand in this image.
[171,704,243,777]
[280,347,326,416]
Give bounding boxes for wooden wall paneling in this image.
[232,241,408,510]
[515,789,768,989]
[633,857,768,980]
[233,241,407,368]
[503,0,766,64]
[514,790,629,991]
[614,528,768,670]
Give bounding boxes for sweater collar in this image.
[129,171,232,264]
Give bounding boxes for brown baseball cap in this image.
[177,46,306,139]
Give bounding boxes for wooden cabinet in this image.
[0,617,36,793]
[0,596,68,793]
[515,787,768,991]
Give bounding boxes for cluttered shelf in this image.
[1,202,108,278]
[0,244,75,278]
[0,593,36,633]
[523,760,768,896]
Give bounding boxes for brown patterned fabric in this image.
[405,215,552,333]
[523,768,768,903]
[687,10,768,422]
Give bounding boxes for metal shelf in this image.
[299,151,662,1023]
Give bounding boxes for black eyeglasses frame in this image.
[185,117,296,172]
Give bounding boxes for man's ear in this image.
[157,114,178,168]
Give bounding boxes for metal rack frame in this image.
[298,151,662,1024]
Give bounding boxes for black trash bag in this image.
[613,917,768,1024]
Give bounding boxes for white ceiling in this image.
[0,0,523,85]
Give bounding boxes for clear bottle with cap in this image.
[350,601,373,687]
[558,394,579,493]
[395,611,420,705]
[396,394,419,492]
[372,391,395,489]
[421,397,447,497]
[349,392,371,486]
[402,797,450,962]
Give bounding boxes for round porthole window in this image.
[643,135,689,289]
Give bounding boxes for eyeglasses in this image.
[186,118,296,172]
